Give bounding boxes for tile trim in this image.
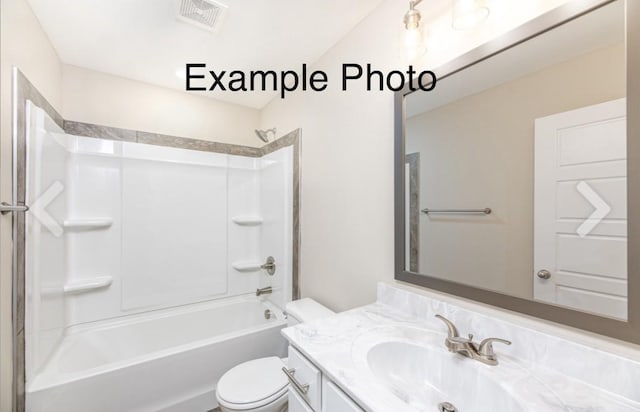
[63,120,267,157]
[276,129,302,300]
[12,68,64,412]
[406,152,419,273]
[63,120,300,159]
[63,120,136,142]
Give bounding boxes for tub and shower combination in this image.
[23,101,297,411]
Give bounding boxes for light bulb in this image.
[404,24,426,61]
[403,2,426,62]
[452,0,489,30]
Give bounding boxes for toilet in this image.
[216,298,334,412]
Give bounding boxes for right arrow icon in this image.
[576,181,611,238]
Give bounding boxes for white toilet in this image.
[216,298,334,412]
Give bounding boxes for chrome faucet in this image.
[256,286,273,296]
[435,314,511,366]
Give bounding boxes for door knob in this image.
[537,269,552,279]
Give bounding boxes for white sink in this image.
[367,341,529,411]
[351,326,563,412]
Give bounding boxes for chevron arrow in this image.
[576,181,611,238]
[30,181,65,237]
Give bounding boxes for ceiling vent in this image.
[177,0,228,33]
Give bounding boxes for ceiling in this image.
[27,0,386,109]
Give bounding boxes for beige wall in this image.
[0,0,63,409]
[62,65,261,147]
[406,43,626,299]
[259,0,640,355]
[260,0,573,312]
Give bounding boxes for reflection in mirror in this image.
[404,1,627,320]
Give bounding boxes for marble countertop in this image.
[282,301,640,412]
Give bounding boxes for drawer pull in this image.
[282,367,310,395]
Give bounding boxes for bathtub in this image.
[26,295,287,412]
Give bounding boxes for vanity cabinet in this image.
[321,379,364,412]
[289,387,314,412]
[287,346,364,412]
[287,345,322,410]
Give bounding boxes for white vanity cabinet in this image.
[286,346,364,412]
[287,345,322,410]
[289,387,314,412]
[321,378,364,412]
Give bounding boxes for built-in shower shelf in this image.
[231,216,263,226]
[63,218,113,230]
[232,261,262,272]
[64,276,113,294]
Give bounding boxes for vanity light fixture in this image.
[403,0,427,61]
[451,0,489,30]
[403,0,489,59]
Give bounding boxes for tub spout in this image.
[256,286,273,296]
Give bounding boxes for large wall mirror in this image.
[395,0,640,343]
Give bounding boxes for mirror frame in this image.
[394,0,640,344]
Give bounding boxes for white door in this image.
[534,98,627,320]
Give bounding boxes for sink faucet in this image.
[435,314,511,366]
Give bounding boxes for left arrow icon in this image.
[30,181,65,237]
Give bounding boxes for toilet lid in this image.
[217,357,288,408]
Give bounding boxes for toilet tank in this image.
[285,298,334,327]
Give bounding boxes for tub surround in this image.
[60,120,302,306]
[24,102,297,410]
[14,71,302,412]
[282,283,640,411]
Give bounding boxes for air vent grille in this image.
[178,0,228,32]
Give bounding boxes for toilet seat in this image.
[216,357,288,411]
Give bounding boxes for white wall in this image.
[260,0,573,312]
[0,0,63,409]
[62,65,261,147]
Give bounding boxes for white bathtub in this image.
[26,296,287,412]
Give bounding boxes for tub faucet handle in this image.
[261,256,276,276]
